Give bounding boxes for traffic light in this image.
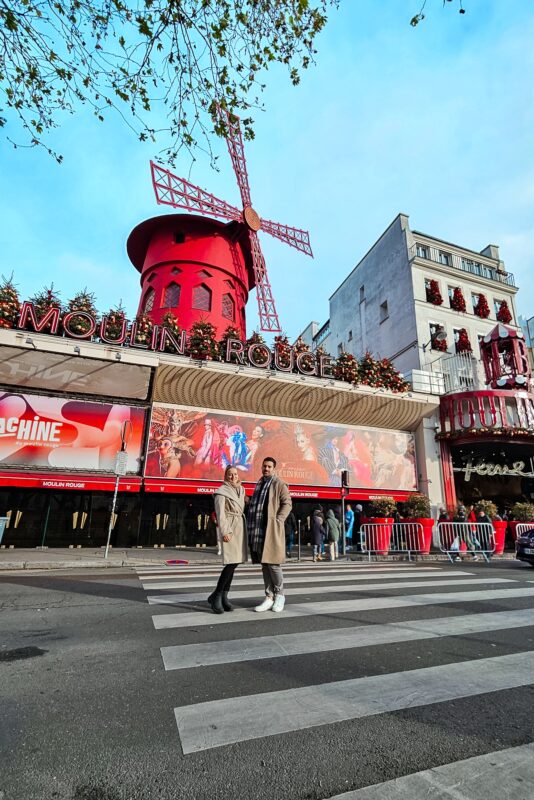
[341,469,349,496]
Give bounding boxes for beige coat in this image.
[213,482,248,565]
[258,476,292,564]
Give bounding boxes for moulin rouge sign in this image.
[16,302,334,377]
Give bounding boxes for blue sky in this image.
[1,0,533,342]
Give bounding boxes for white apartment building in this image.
[309,214,518,380]
[302,214,533,517]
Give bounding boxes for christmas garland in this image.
[496,300,512,324]
[450,287,466,312]
[473,293,490,319]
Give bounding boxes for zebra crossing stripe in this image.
[161,607,534,670]
[141,569,459,590]
[135,563,443,580]
[174,649,534,753]
[148,577,511,605]
[152,586,534,629]
[326,742,534,799]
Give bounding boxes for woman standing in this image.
[207,466,248,614]
[311,508,326,562]
[325,508,341,560]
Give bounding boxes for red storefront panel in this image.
[0,471,142,492]
[143,478,414,501]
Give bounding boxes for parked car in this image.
[516,527,534,567]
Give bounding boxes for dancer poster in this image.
[145,404,417,491]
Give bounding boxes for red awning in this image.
[143,478,415,501]
[0,472,142,492]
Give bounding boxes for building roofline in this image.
[328,213,410,301]
[412,230,501,264]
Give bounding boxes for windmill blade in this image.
[217,107,253,209]
[150,161,241,222]
[248,230,281,333]
[260,218,313,257]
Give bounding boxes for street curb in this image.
[0,553,520,572]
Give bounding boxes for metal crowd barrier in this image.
[437,521,495,564]
[515,523,534,539]
[359,522,425,562]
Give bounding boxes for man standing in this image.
[247,457,292,613]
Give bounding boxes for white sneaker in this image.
[254,596,274,612]
[271,594,285,613]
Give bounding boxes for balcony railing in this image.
[410,244,515,287]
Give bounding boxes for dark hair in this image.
[262,456,277,467]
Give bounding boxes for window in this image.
[477,333,485,352]
[494,298,502,316]
[171,267,182,276]
[225,279,235,289]
[174,231,185,244]
[472,293,480,312]
[143,288,155,313]
[338,343,344,356]
[147,273,155,283]
[416,244,428,259]
[192,283,212,311]
[162,282,181,308]
[438,251,451,266]
[222,293,235,320]
[448,286,455,306]
[380,300,389,322]
[197,270,212,279]
[348,329,353,341]
[453,328,461,345]
[359,285,365,303]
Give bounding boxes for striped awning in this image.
[154,361,438,431]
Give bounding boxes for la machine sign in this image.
[15,302,334,378]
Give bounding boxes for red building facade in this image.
[127,214,254,339]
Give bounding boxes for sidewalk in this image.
[0,545,223,571]
[0,545,518,571]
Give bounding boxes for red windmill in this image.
[149,108,313,333]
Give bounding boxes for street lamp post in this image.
[104,420,132,560]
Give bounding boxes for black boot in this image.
[221,591,233,612]
[207,591,224,614]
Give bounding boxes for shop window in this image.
[163,282,181,308]
[222,293,235,320]
[192,283,212,311]
[143,288,155,313]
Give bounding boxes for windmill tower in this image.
[127,108,313,338]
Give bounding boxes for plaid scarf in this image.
[247,476,273,555]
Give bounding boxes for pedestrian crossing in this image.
[135,560,534,798]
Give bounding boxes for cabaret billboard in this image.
[0,392,145,473]
[145,404,417,492]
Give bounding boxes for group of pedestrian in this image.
[208,457,291,615]
[310,506,342,561]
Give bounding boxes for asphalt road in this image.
[1,559,534,800]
